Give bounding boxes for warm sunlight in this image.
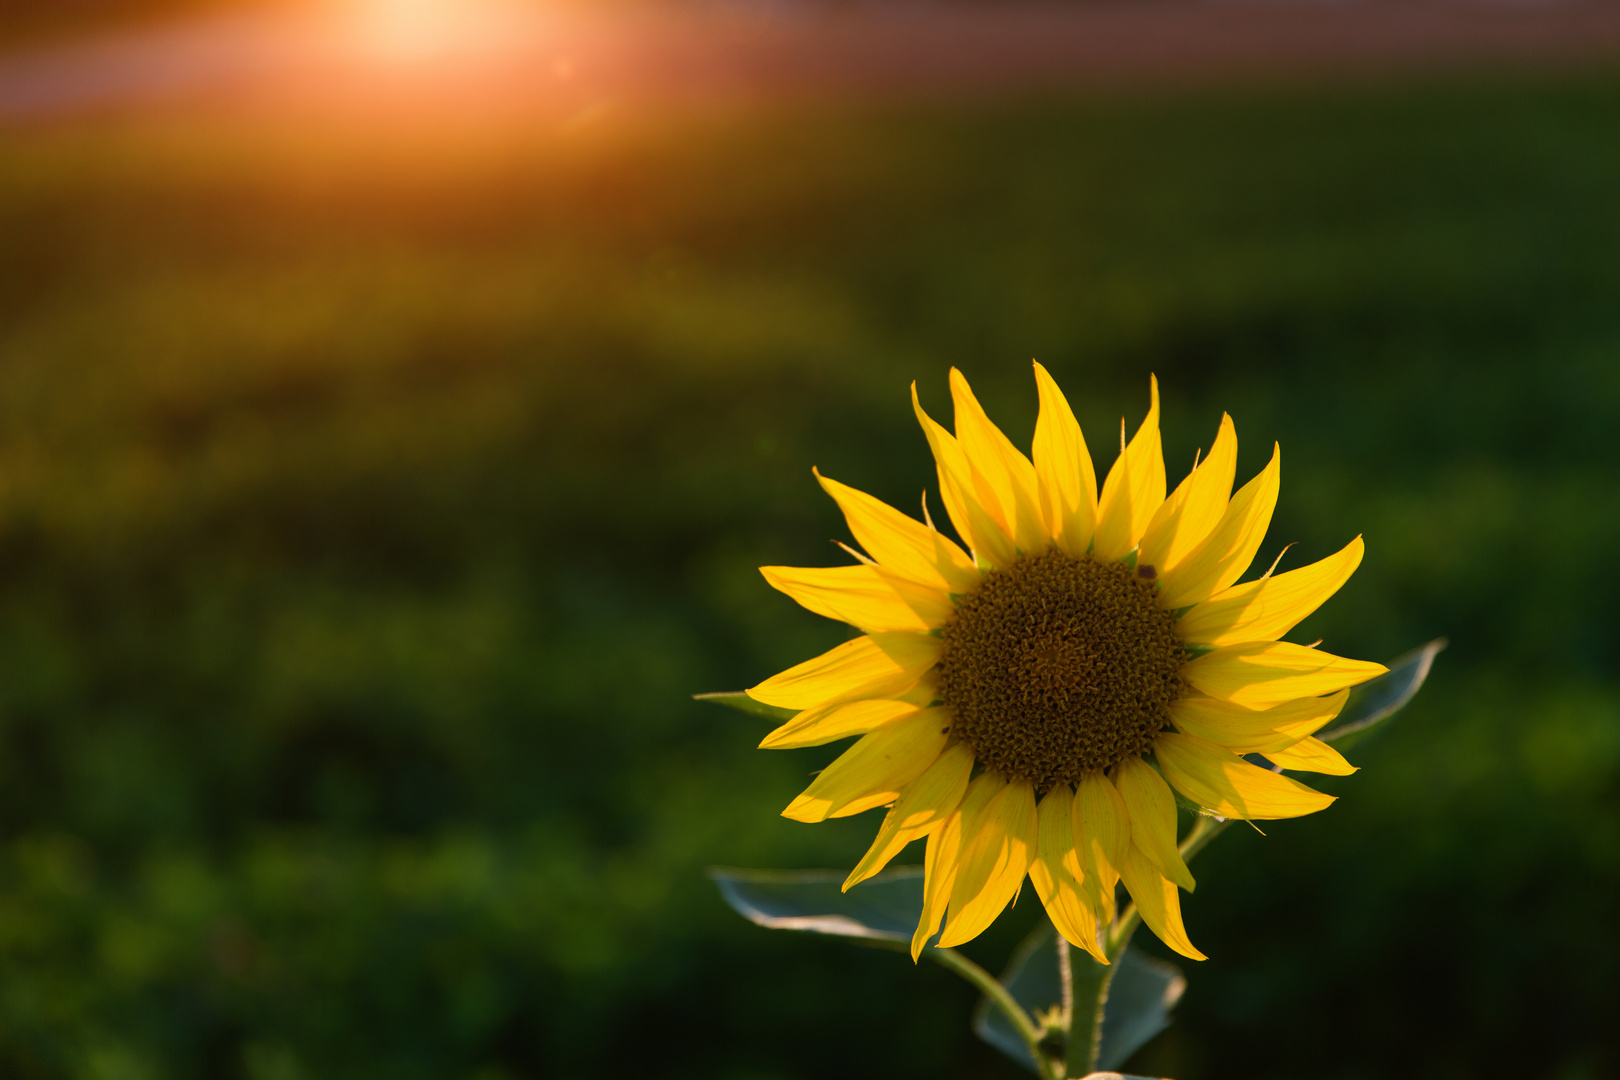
[1,0,1616,1076]
[347,0,538,63]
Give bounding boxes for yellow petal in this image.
[1183,641,1387,709]
[760,564,952,633]
[1157,444,1281,609]
[1265,735,1358,776]
[1154,732,1336,819]
[844,743,975,889]
[747,632,941,712]
[913,384,1018,568]
[782,707,952,823]
[1167,691,1348,754]
[1029,783,1105,963]
[913,806,957,959]
[1031,361,1099,558]
[1113,756,1195,892]
[1139,414,1238,579]
[1073,771,1130,926]
[937,778,1038,948]
[949,368,1048,553]
[1093,375,1166,561]
[912,772,1004,959]
[814,470,980,594]
[1178,536,1364,647]
[1120,845,1206,962]
[759,698,921,750]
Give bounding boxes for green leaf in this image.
[692,691,796,722]
[1318,637,1446,754]
[972,922,1185,1074]
[707,865,923,942]
[972,922,1062,1070]
[1096,950,1185,1070]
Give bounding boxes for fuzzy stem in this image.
[1064,947,1118,1077]
[1057,935,1073,1025]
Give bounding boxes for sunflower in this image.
[746,366,1385,962]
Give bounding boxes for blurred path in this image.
[3,1,1620,122]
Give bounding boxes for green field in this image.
[1,71,1618,1079]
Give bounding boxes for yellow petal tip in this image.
[780,801,823,823]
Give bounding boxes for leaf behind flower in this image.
[1318,637,1446,754]
[707,865,923,941]
[973,921,1185,1074]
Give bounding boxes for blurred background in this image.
[1,1,1619,1078]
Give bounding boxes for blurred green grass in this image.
[0,72,1619,1079]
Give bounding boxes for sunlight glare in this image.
[350,0,522,63]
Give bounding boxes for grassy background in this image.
[0,70,1618,1079]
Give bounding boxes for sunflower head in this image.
[748,366,1385,963]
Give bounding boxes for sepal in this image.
[693,691,797,722]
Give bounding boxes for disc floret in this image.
[937,548,1186,792]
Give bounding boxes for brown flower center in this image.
[937,547,1186,792]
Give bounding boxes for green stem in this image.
[1070,813,1234,1072]
[927,946,1062,1080]
[915,814,1235,1078]
[1177,813,1233,864]
[1056,935,1073,1024]
[1064,946,1117,1078]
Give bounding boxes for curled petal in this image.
[1120,844,1206,962]
[1265,736,1357,776]
[1155,732,1336,820]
